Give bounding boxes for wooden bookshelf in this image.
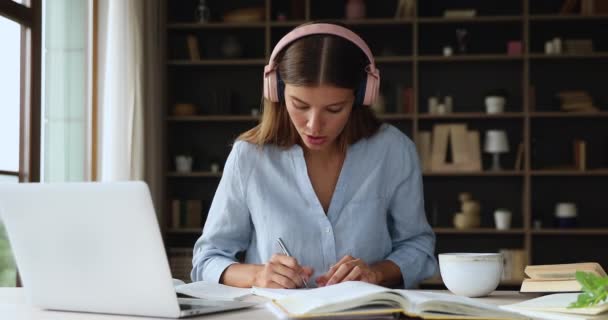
[163,0,608,283]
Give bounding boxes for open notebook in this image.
[266,281,530,319]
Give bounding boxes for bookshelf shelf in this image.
[168,115,260,122]
[376,56,414,63]
[167,59,266,66]
[529,14,608,21]
[167,228,202,234]
[418,112,524,119]
[167,171,222,178]
[418,55,522,62]
[168,22,266,29]
[339,18,414,26]
[423,171,524,177]
[529,111,608,118]
[530,169,608,176]
[270,20,309,27]
[377,113,414,120]
[528,53,608,60]
[418,16,522,24]
[532,229,608,236]
[433,228,526,235]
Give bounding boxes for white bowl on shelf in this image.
[439,253,503,297]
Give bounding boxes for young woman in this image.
[191,23,437,289]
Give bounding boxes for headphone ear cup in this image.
[363,72,380,106]
[355,77,367,107]
[264,68,279,103]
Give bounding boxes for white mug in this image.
[485,96,505,114]
[494,209,512,230]
[555,202,577,218]
[175,155,193,173]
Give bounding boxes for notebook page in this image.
[396,290,528,319]
[175,281,252,300]
[251,287,303,300]
[274,281,391,315]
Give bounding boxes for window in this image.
[0,0,42,287]
[41,0,89,182]
[0,15,21,287]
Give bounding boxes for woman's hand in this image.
[253,254,313,288]
[316,255,382,287]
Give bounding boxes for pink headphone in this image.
[263,23,381,107]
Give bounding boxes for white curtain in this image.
[96,0,163,209]
[97,0,145,181]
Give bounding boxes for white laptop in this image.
[0,181,255,318]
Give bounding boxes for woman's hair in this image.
[238,23,381,151]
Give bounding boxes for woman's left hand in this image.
[315,255,382,287]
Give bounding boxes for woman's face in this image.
[284,84,354,153]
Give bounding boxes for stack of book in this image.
[520,262,607,293]
[564,39,594,54]
[557,91,597,112]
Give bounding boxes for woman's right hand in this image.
[253,254,313,288]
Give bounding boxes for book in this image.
[186,35,201,60]
[416,131,432,172]
[514,142,524,171]
[268,281,530,319]
[501,293,608,319]
[525,263,606,280]
[520,263,607,293]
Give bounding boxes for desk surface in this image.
[0,287,534,320]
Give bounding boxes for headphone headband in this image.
[268,23,377,70]
[263,23,380,106]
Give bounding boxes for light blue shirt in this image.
[191,124,438,288]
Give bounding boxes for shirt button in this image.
[325,227,331,233]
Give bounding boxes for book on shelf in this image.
[267,281,529,319]
[520,262,607,293]
[416,131,432,172]
[430,124,481,172]
[443,9,477,18]
[171,199,203,229]
[500,249,527,282]
[186,35,201,60]
[395,0,415,19]
[514,142,524,171]
[573,139,587,171]
[560,0,579,14]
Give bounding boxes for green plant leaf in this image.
[569,271,608,309]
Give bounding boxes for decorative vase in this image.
[345,0,366,19]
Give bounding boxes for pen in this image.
[276,237,309,288]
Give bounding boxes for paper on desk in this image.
[175,281,252,301]
[501,293,608,320]
[251,287,303,300]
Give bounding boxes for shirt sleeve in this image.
[385,139,438,288]
[190,141,252,283]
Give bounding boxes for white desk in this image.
[0,288,533,320]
